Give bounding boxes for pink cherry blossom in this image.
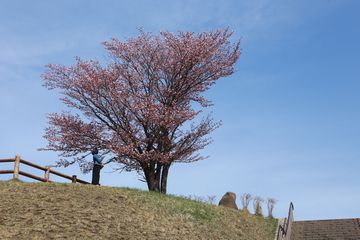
[42,29,240,193]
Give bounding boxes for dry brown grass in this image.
[0,180,277,239]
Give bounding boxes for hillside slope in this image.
[0,180,277,239]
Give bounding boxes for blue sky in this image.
[0,0,359,220]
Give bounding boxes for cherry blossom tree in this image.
[42,29,240,193]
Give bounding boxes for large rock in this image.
[218,192,238,210]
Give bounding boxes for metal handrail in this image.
[277,202,294,240]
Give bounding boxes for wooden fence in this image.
[0,155,90,184]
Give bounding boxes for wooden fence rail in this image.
[0,155,90,184]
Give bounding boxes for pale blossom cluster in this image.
[42,29,240,190]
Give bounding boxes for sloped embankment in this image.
[0,180,277,239]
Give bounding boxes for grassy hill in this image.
[0,180,277,239]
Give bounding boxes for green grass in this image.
[0,180,277,239]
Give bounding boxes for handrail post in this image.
[13,155,20,180]
[44,167,50,182]
[72,175,77,183]
[285,202,294,240]
[276,203,295,240]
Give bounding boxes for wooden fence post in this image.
[44,167,50,182]
[13,155,20,180]
[72,175,77,183]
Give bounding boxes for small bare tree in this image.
[240,193,252,213]
[253,196,264,216]
[267,198,277,218]
[206,195,217,205]
[185,195,217,205]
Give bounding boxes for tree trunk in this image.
[154,163,162,192]
[142,162,170,194]
[160,164,170,194]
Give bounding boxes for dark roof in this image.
[291,218,360,240]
